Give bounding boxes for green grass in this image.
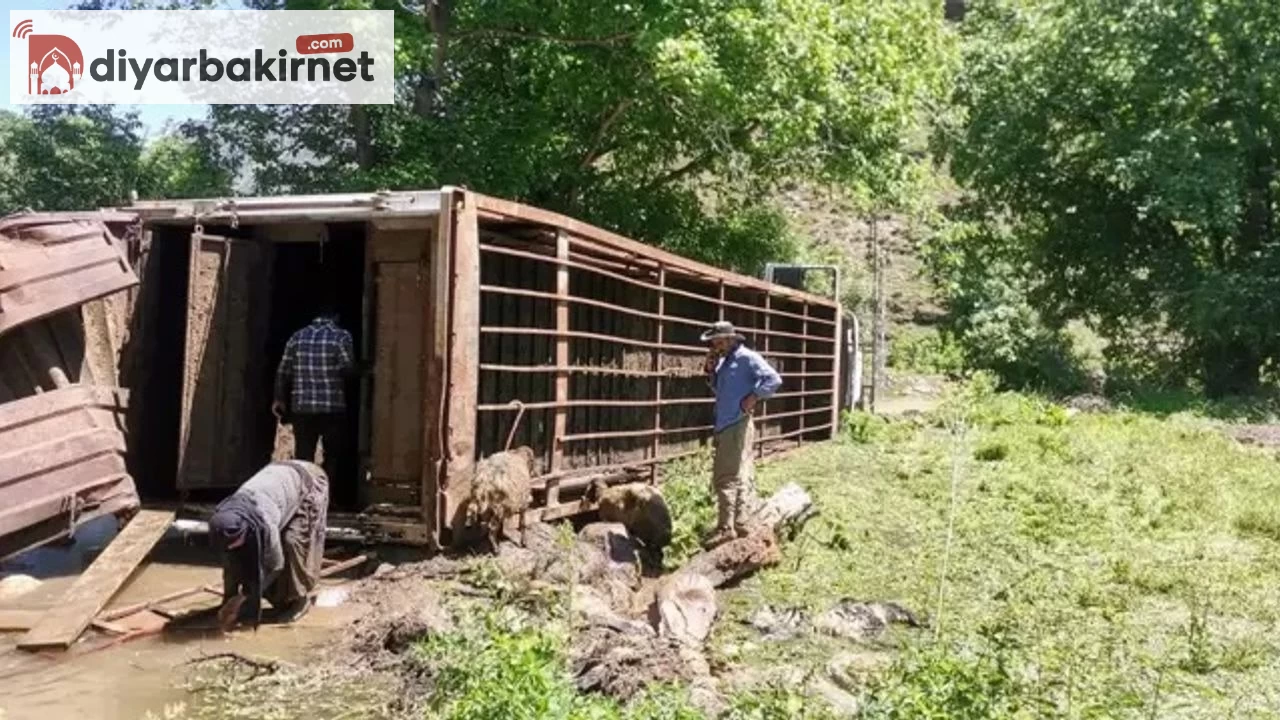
[165,380,1280,719]
[705,384,1280,718]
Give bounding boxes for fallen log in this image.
[678,532,783,589]
[675,481,813,589]
[749,482,815,536]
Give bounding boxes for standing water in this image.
[0,517,363,720]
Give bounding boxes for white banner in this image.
[10,10,394,105]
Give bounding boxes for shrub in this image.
[658,452,717,567]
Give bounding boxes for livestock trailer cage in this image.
[117,188,843,547]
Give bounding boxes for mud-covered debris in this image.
[570,623,713,703]
[648,572,717,645]
[746,604,809,641]
[815,600,922,641]
[373,555,466,582]
[346,581,452,655]
[498,522,641,613]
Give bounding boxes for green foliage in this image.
[841,409,883,444]
[0,107,144,213]
[209,0,954,274]
[923,209,1099,394]
[727,388,1280,718]
[659,452,717,568]
[722,686,836,720]
[972,440,1008,462]
[0,107,233,215]
[889,327,965,376]
[860,639,1031,720]
[416,613,705,720]
[944,0,1280,396]
[418,614,598,720]
[137,130,235,200]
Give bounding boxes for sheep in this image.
[464,445,536,551]
[584,479,673,566]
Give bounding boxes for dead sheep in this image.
[585,479,673,564]
[465,446,536,551]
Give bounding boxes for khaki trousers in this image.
[712,417,759,535]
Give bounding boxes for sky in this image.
[3,0,211,136]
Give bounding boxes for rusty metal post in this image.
[759,293,771,459]
[800,301,809,446]
[548,231,570,506]
[829,269,842,438]
[651,265,666,481]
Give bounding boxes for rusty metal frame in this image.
[466,190,843,537]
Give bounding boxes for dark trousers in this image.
[292,412,345,483]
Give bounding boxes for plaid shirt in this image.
[275,317,354,414]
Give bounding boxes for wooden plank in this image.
[99,584,221,622]
[425,196,453,543]
[392,263,424,481]
[18,509,175,650]
[441,190,480,527]
[0,609,43,631]
[370,261,425,486]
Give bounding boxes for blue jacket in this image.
[708,343,782,433]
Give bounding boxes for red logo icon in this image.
[13,20,85,95]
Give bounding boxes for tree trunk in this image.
[350,106,374,171]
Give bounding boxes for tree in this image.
[137,122,237,200]
[0,106,146,213]
[944,0,1280,396]
[0,108,234,215]
[209,0,954,273]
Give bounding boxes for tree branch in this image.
[644,150,717,191]
[185,652,281,676]
[643,120,762,191]
[452,28,636,47]
[580,99,634,171]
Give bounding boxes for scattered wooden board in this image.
[17,509,174,650]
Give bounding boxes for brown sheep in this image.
[465,446,536,550]
[584,479,673,566]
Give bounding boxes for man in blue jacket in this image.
[701,321,782,547]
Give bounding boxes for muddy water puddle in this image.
[0,518,366,720]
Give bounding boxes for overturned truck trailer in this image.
[0,212,143,560]
[124,189,842,548]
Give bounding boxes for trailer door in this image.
[364,226,431,508]
[178,231,274,490]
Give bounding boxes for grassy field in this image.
[693,378,1280,719]
[165,378,1280,719]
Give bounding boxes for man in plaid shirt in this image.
[272,302,355,483]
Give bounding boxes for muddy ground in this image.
[161,513,918,720]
